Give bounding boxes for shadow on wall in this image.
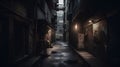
[84,18,107,60]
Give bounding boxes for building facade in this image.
[67,0,120,66]
[0,0,57,66]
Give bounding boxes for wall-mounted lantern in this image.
[75,24,78,31]
[73,23,80,33]
[88,20,93,25]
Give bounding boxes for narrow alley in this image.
[0,0,120,67]
[34,41,90,67]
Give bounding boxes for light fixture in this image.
[89,20,92,23]
[88,20,93,25]
[74,23,79,32]
[75,24,78,30]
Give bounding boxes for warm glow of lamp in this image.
[48,29,52,36]
[93,23,99,30]
[88,20,93,25]
[75,24,78,30]
[89,20,92,23]
[93,22,99,35]
[46,29,52,43]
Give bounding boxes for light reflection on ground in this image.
[35,42,90,67]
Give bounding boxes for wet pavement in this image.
[76,51,105,67]
[34,41,90,67]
